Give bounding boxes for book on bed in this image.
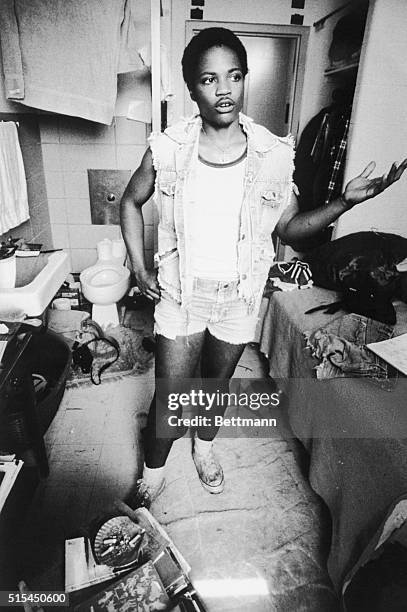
[367,333,407,376]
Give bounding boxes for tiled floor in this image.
[16,343,339,611]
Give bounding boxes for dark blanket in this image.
[257,287,407,598]
[303,232,407,324]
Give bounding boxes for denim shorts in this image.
[154,277,260,344]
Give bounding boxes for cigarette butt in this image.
[128,530,144,547]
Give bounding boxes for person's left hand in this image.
[342,158,407,208]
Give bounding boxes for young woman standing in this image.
[120,28,406,508]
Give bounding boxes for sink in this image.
[0,251,70,316]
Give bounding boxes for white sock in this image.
[143,464,165,489]
[194,436,213,456]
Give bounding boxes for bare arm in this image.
[275,192,346,249]
[120,148,160,299]
[276,159,407,247]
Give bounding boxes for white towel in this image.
[0,122,29,235]
[124,44,174,124]
[118,0,145,74]
[0,0,127,125]
[138,44,174,102]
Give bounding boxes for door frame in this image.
[184,20,309,139]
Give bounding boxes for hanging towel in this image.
[0,122,29,235]
[124,43,174,124]
[118,0,145,74]
[0,0,127,125]
[137,44,174,102]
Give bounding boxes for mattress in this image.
[257,287,407,599]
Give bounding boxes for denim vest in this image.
[149,113,295,311]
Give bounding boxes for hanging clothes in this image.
[0,0,133,125]
[293,95,352,249]
[295,101,352,212]
[324,114,350,205]
[0,122,29,235]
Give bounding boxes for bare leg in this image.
[188,332,246,493]
[198,331,246,440]
[201,331,246,378]
[144,332,205,468]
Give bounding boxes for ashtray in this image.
[92,515,145,569]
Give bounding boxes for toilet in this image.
[80,239,130,329]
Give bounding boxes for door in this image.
[185,21,309,138]
[241,35,296,136]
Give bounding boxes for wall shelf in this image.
[324,60,359,76]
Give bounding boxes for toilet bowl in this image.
[80,261,130,329]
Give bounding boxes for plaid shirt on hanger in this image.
[324,116,350,205]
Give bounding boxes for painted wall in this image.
[335,0,407,238]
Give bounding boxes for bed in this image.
[256,286,407,603]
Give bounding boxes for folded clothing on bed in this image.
[304,313,397,390]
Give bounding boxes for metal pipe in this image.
[151,0,161,132]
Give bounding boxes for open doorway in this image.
[185,21,309,139]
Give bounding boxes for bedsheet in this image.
[257,287,407,598]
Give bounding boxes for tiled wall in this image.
[0,114,52,248]
[38,115,153,273]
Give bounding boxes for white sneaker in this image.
[192,439,224,494]
[126,477,166,509]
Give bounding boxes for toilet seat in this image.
[80,262,130,329]
[81,265,128,288]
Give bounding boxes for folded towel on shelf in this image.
[0,0,127,125]
[0,121,29,234]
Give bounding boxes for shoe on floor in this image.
[125,477,165,510]
[192,438,224,494]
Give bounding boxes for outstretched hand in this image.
[342,158,407,208]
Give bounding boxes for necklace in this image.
[201,126,233,163]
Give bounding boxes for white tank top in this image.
[190,153,246,280]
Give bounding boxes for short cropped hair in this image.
[182,27,248,91]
